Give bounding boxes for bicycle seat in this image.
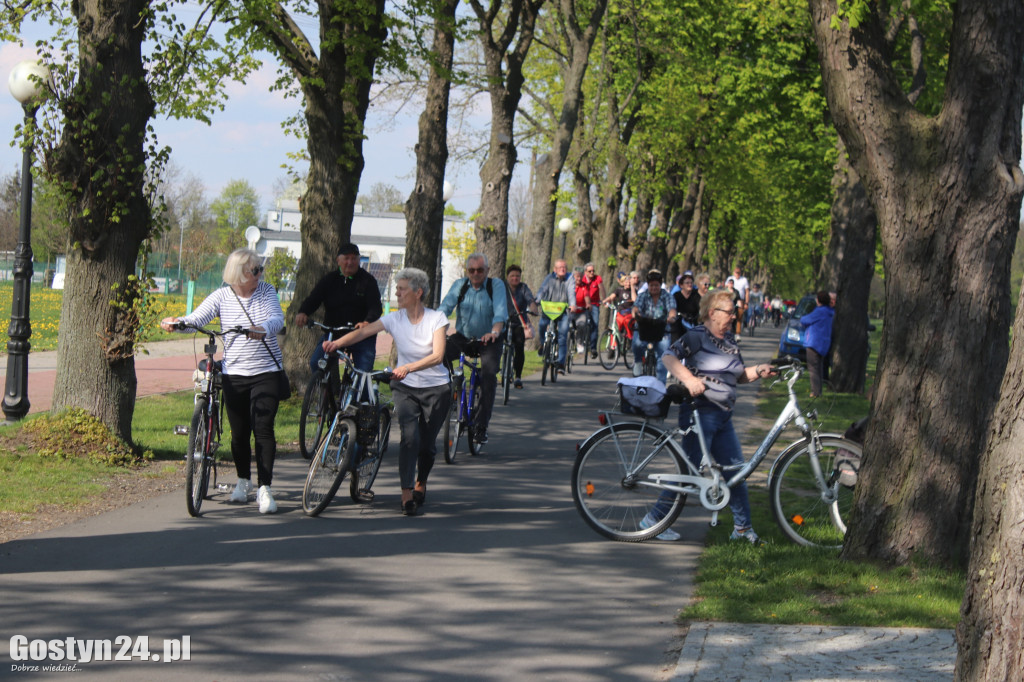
[198,359,222,374]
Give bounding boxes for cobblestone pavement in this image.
[671,622,955,681]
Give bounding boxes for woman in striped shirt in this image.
[161,248,287,514]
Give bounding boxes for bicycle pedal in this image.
[356,489,375,503]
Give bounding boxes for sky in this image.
[0,23,489,221]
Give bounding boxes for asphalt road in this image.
[0,332,779,681]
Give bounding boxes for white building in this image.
[257,199,472,304]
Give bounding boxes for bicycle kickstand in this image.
[709,511,719,527]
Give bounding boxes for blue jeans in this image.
[649,404,752,530]
[538,313,570,365]
[632,333,670,383]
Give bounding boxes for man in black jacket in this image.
[294,243,383,375]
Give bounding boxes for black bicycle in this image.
[173,323,248,517]
[633,315,666,378]
[299,321,355,460]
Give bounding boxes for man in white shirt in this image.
[731,266,750,339]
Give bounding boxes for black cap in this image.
[337,243,360,257]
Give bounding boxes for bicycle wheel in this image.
[565,327,576,374]
[768,436,861,548]
[501,344,513,405]
[185,398,212,517]
[302,417,356,516]
[443,391,462,464]
[598,330,617,370]
[571,422,688,542]
[467,383,483,455]
[541,337,552,386]
[582,319,591,365]
[350,407,390,503]
[299,370,334,460]
[643,348,657,377]
[622,334,635,371]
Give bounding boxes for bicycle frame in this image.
[454,352,482,425]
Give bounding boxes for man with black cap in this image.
[295,243,383,377]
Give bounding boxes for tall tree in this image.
[520,0,608,292]
[210,178,261,252]
[809,0,1024,567]
[955,281,1024,679]
[1,1,254,442]
[235,0,390,387]
[403,0,460,303]
[468,0,544,276]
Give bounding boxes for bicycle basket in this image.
[355,404,379,447]
[635,316,667,343]
[617,376,671,418]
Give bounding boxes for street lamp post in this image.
[558,217,573,259]
[434,180,454,308]
[3,60,49,422]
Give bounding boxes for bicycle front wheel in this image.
[467,384,484,455]
[622,336,635,370]
[768,436,861,548]
[443,391,462,464]
[302,417,355,516]
[185,398,212,517]
[501,345,513,405]
[299,371,334,460]
[571,422,687,542]
[598,330,617,370]
[351,407,390,503]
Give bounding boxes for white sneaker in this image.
[229,479,252,503]
[639,512,681,541]
[257,485,277,514]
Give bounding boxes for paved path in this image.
[0,331,956,680]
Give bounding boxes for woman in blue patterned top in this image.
[161,248,286,514]
[655,288,776,544]
[631,269,677,382]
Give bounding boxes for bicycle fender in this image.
[766,432,849,483]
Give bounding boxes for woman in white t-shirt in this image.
[324,267,450,516]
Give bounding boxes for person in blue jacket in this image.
[800,291,834,398]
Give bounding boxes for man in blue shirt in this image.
[439,253,508,445]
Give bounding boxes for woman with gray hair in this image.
[161,248,287,514]
[325,267,450,516]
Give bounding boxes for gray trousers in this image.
[390,382,452,489]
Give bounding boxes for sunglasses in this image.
[251,266,264,276]
[467,267,485,274]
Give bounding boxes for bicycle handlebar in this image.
[308,320,357,334]
[173,322,249,338]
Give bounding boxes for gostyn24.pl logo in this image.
[9,635,191,668]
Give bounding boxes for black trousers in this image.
[221,371,281,487]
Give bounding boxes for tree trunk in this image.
[253,1,387,390]
[404,0,458,304]
[809,0,1024,568]
[48,0,155,444]
[692,189,711,274]
[681,171,706,274]
[522,0,609,290]
[955,283,1024,679]
[470,0,543,278]
[826,139,876,394]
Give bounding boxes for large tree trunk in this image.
[680,171,706,274]
[49,0,154,444]
[955,282,1024,679]
[522,0,609,291]
[809,0,1024,568]
[470,0,543,278]
[251,1,387,390]
[404,0,458,305]
[825,140,876,394]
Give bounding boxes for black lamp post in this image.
[558,217,572,259]
[3,60,48,422]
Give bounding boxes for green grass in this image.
[680,320,965,628]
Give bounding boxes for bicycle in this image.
[298,321,356,460]
[633,315,666,378]
[564,312,578,374]
[598,302,635,372]
[302,350,393,516]
[538,300,569,385]
[577,306,595,365]
[499,311,536,405]
[571,357,862,548]
[745,306,760,337]
[172,323,248,517]
[444,342,485,463]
